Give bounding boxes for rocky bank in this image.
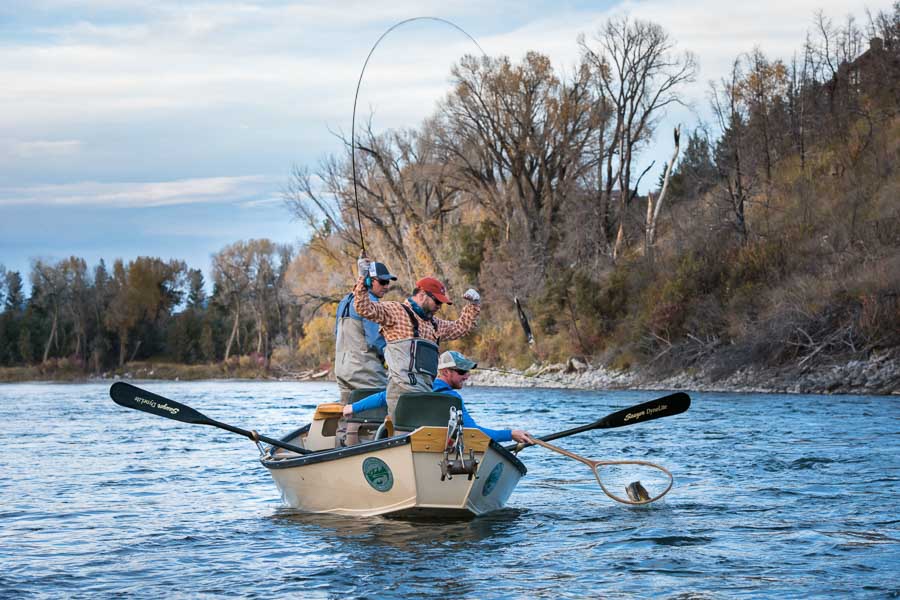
[466,349,900,396]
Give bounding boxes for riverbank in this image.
[468,349,900,396]
[2,352,897,395]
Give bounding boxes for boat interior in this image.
[268,390,467,456]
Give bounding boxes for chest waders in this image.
[384,305,440,417]
[334,294,387,404]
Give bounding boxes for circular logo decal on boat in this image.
[362,457,394,493]
[482,463,504,496]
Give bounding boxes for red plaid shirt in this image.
[353,277,480,343]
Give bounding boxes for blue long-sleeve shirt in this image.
[350,378,513,443]
[334,291,386,358]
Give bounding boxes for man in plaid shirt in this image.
[354,253,481,416]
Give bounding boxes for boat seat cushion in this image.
[346,388,387,424]
[394,392,462,430]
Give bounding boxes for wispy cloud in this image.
[3,139,82,159]
[0,175,276,208]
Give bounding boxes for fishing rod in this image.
[349,16,486,254]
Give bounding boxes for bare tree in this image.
[646,126,681,258]
[284,122,461,284]
[212,242,253,361]
[579,15,697,259]
[710,59,751,240]
[31,260,67,363]
[434,52,601,281]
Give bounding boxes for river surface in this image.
[1,381,898,598]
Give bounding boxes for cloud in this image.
[3,139,82,159]
[0,175,277,208]
[1,0,891,185]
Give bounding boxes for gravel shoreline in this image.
[466,350,900,396]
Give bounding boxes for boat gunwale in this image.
[260,425,527,475]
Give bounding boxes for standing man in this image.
[334,261,397,405]
[343,350,532,444]
[354,254,480,417]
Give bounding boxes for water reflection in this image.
[270,507,525,550]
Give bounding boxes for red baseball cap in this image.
[416,277,452,305]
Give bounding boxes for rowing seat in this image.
[394,392,462,431]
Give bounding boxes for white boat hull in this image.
[261,425,526,518]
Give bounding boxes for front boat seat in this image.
[393,392,462,431]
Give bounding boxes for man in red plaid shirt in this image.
[354,253,481,417]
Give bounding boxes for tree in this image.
[60,257,90,360]
[212,241,253,361]
[104,257,186,366]
[645,126,681,258]
[187,269,207,309]
[666,128,716,202]
[4,271,24,314]
[710,59,752,241]
[579,15,697,259]
[435,52,601,281]
[30,260,68,363]
[90,260,113,372]
[739,48,789,189]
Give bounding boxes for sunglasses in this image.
[452,368,470,375]
[376,279,392,286]
[425,291,443,306]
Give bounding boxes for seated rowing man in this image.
[342,350,532,444]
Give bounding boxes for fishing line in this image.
[350,16,486,253]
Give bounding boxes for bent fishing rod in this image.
[349,16,485,254]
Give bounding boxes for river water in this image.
[0,381,897,598]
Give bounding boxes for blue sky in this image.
[0,0,888,287]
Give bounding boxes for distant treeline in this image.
[2,7,899,379]
[0,240,305,373]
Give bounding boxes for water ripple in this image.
[1,382,898,598]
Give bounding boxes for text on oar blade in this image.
[135,395,180,416]
[624,404,667,422]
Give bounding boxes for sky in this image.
[0,0,890,289]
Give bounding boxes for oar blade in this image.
[597,392,691,429]
[110,381,212,426]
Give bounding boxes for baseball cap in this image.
[368,262,397,282]
[438,350,477,372]
[416,276,451,304]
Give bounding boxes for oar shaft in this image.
[537,422,598,444]
[109,382,310,455]
[504,392,691,452]
[204,418,308,455]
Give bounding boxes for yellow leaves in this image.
[296,313,336,367]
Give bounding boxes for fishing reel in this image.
[439,406,478,481]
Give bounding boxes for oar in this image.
[109,381,310,455]
[505,391,690,452]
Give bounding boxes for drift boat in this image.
[260,391,526,518]
[109,382,690,518]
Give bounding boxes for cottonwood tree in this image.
[59,257,90,361]
[103,257,185,366]
[213,241,253,361]
[434,52,601,282]
[284,123,457,284]
[579,15,697,259]
[30,260,69,363]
